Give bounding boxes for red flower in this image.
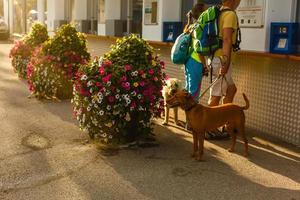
[96,82,102,87]
[148,69,154,75]
[160,61,165,69]
[124,64,132,71]
[99,67,105,75]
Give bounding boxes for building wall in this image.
[47,0,66,33]
[73,0,87,20]
[142,0,181,41]
[240,0,297,52]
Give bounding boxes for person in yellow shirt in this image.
[206,0,241,139]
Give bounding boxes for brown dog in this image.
[167,90,249,161]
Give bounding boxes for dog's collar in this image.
[183,101,197,111]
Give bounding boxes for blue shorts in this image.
[184,57,203,102]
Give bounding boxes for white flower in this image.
[138,106,144,111]
[97,92,103,99]
[116,89,120,93]
[115,94,120,99]
[92,99,96,104]
[107,105,111,110]
[87,81,93,87]
[90,88,93,93]
[126,99,131,105]
[87,107,91,111]
[94,104,98,108]
[107,81,111,86]
[137,94,142,99]
[131,91,136,96]
[81,75,88,81]
[99,110,104,115]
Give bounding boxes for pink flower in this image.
[122,82,130,90]
[102,74,112,83]
[124,64,132,71]
[148,69,154,75]
[139,81,145,87]
[96,82,102,87]
[120,76,127,82]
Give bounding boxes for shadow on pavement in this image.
[64,123,300,200]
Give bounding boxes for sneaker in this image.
[205,129,230,140]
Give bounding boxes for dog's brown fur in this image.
[167,90,249,161]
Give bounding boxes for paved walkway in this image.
[0,40,300,200]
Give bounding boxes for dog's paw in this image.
[195,155,204,162]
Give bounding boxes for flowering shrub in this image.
[27,24,90,99]
[72,34,166,143]
[9,23,48,79]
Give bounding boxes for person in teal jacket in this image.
[183,3,208,102]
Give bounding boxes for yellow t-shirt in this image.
[215,7,238,57]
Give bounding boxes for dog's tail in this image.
[242,93,250,110]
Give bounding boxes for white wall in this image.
[74,0,87,20]
[98,23,106,35]
[47,0,66,32]
[97,0,121,36]
[105,0,121,20]
[3,0,9,25]
[240,0,297,52]
[37,0,46,24]
[143,0,182,41]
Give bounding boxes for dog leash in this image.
[199,75,223,99]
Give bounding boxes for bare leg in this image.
[208,96,222,107]
[223,84,237,104]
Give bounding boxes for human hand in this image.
[187,11,193,22]
[219,66,228,76]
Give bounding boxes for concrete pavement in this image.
[0,40,300,200]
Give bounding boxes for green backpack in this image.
[192,5,241,56]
